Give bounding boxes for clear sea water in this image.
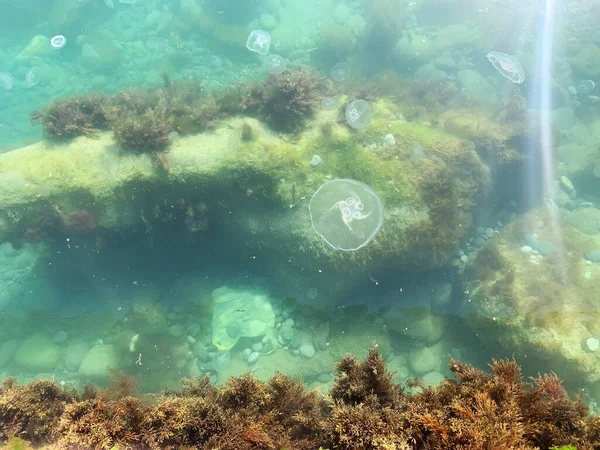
[1,0,600,410]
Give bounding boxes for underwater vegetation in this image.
[242,69,332,132]
[28,69,330,153]
[1,347,599,449]
[30,94,109,139]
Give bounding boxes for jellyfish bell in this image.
[263,54,286,74]
[345,99,372,129]
[0,72,14,90]
[50,34,67,49]
[246,29,271,56]
[330,62,350,81]
[321,96,337,111]
[309,179,383,251]
[486,51,526,84]
[25,67,40,87]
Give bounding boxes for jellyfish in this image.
[309,179,384,251]
[167,131,179,141]
[345,99,372,129]
[246,29,271,56]
[0,73,13,90]
[307,287,318,299]
[50,35,67,49]
[330,62,350,81]
[25,67,40,87]
[579,80,596,95]
[263,54,285,74]
[321,96,337,111]
[486,51,526,84]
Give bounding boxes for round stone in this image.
[252,342,263,352]
[247,351,259,364]
[53,330,68,343]
[242,348,252,361]
[299,344,315,358]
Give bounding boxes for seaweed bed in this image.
[1,347,599,450]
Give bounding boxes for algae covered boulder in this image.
[461,207,600,385]
[211,286,276,351]
[14,333,61,373]
[0,92,490,285]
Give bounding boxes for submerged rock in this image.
[461,207,600,384]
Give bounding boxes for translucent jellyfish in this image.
[167,131,179,141]
[309,179,384,251]
[263,54,285,74]
[119,0,137,3]
[310,155,322,167]
[25,67,40,87]
[103,0,114,8]
[50,35,67,49]
[345,99,372,129]
[246,29,271,56]
[579,79,595,95]
[0,72,13,90]
[306,287,318,299]
[486,51,526,84]
[330,62,350,81]
[321,96,337,111]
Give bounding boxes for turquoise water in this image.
[1,0,600,412]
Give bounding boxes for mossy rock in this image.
[461,208,600,384]
[13,333,61,373]
[572,43,600,78]
[434,23,474,52]
[0,103,489,276]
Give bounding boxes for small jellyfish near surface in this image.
[167,131,179,141]
[593,162,600,178]
[0,72,14,90]
[25,67,40,87]
[50,35,67,49]
[309,179,384,251]
[330,62,350,81]
[263,54,286,74]
[246,29,271,56]
[310,155,322,167]
[307,287,318,299]
[345,99,372,129]
[580,80,596,95]
[321,96,337,111]
[486,51,526,84]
